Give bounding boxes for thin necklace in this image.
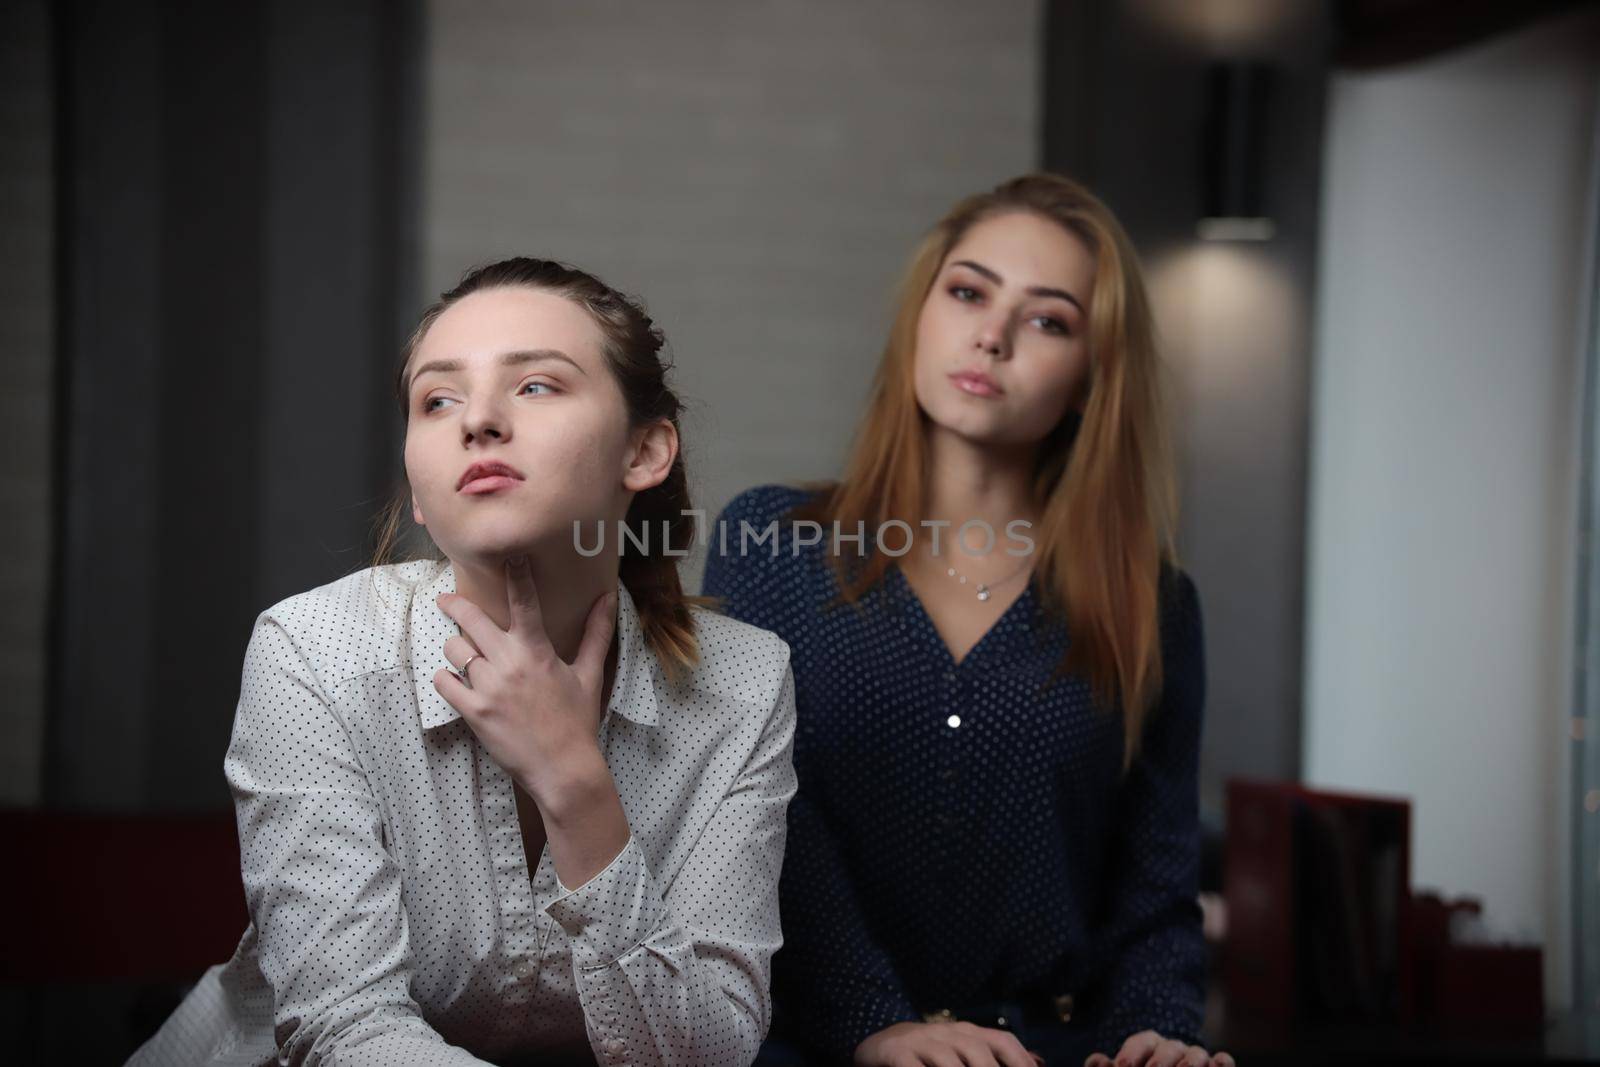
[943,556,1034,601]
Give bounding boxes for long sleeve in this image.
[545,659,799,1067]
[227,614,489,1066]
[702,487,921,1061]
[1093,571,1209,1050]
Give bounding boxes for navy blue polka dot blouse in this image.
[701,484,1208,1060]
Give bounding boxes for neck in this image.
[449,546,619,670]
[919,424,1040,565]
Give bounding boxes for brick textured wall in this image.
[420,0,1041,586]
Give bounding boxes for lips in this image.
[949,367,1003,397]
[457,460,526,493]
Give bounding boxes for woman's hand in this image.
[432,555,617,808]
[1085,1031,1234,1067]
[854,1021,1043,1067]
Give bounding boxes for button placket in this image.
[475,743,544,988]
[937,668,965,840]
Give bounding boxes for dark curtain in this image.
[47,0,420,812]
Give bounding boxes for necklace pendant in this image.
[976,584,991,601]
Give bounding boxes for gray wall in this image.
[419,0,1043,587]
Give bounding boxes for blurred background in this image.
[2,0,1598,1061]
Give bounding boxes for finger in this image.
[572,589,618,679]
[437,590,509,657]
[1145,1041,1190,1067]
[1115,1032,1162,1067]
[1085,1056,1114,1067]
[432,667,480,716]
[950,1035,1000,1067]
[982,1030,1035,1067]
[921,1047,965,1067]
[1179,1048,1212,1067]
[504,555,548,642]
[443,634,481,670]
[1213,1055,1234,1067]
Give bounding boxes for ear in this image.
[621,419,678,493]
[411,493,426,526]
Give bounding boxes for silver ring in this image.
[457,653,483,686]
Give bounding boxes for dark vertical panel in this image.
[258,0,396,611]
[1044,0,1204,258]
[382,0,426,467]
[375,0,427,557]
[48,0,167,808]
[144,1,268,810]
[50,0,419,812]
[1041,0,1105,187]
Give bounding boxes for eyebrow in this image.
[410,348,587,384]
[949,259,1085,314]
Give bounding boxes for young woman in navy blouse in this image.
[703,174,1233,1067]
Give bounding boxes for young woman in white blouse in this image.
[129,257,798,1067]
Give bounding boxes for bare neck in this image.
[918,425,1040,564]
[449,549,617,671]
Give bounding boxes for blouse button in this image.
[946,715,962,729]
[605,1037,626,1056]
[512,957,536,979]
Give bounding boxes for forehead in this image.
[415,286,605,366]
[944,210,1095,294]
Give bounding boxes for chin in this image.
[922,402,1005,443]
[437,520,566,563]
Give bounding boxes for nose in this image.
[461,394,509,445]
[973,312,1012,359]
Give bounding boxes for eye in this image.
[1031,314,1071,337]
[519,380,556,397]
[421,394,457,413]
[948,285,981,303]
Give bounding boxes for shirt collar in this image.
[409,560,660,731]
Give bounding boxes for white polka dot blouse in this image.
[127,558,798,1067]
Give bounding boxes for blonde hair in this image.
[792,172,1178,766]
[371,257,705,685]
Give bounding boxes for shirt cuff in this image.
[544,835,667,970]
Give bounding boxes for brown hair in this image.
[791,172,1178,766]
[371,257,703,685]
